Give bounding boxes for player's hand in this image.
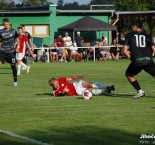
[32,54,36,60]
[16,48,19,53]
[63,87,69,93]
[81,74,88,78]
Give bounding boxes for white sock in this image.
[92,89,106,95]
[17,65,21,74]
[93,82,107,89]
[139,89,144,93]
[21,61,27,69]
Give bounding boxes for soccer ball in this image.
[82,90,93,100]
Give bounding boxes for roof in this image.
[115,10,155,17]
[58,16,117,31]
[0,10,51,15]
[57,9,115,15]
[0,6,51,15]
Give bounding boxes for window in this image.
[24,24,50,37]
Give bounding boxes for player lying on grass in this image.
[48,74,115,96]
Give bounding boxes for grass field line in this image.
[0,129,53,145]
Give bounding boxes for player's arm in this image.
[123,45,130,59]
[53,89,67,97]
[15,38,20,52]
[29,38,34,51]
[26,41,35,59]
[66,74,88,81]
[152,45,155,54]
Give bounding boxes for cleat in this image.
[110,85,115,91]
[106,85,115,93]
[14,82,17,86]
[27,66,30,74]
[133,90,145,99]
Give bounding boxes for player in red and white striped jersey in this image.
[16,26,34,75]
[49,74,115,97]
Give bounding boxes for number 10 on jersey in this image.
[134,34,146,47]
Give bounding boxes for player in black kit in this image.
[0,18,19,86]
[123,21,155,98]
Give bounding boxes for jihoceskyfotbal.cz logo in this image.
[140,134,155,144]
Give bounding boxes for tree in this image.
[0,0,16,9]
[90,0,114,5]
[114,0,155,37]
[21,0,48,6]
[57,0,64,9]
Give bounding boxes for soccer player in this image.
[0,18,19,86]
[21,25,35,64]
[16,27,34,75]
[123,21,155,99]
[49,74,115,97]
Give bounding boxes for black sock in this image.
[11,64,17,82]
[131,80,141,91]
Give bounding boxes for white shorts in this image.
[73,80,86,96]
[16,53,25,60]
[71,50,77,54]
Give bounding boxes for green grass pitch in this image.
[0,60,155,145]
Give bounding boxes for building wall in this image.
[0,5,112,46]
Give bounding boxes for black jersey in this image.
[0,28,18,52]
[25,31,31,40]
[75,36,83,47]
[124,31,154,66]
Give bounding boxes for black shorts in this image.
[126,61,155,77]
[0,50,16,64]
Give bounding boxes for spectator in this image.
[55,34,63,60]
[60,43,68,62]
[100,33,110,61]
[70,42,78,62]
[95,41,102,61]
[110,39,120,61]
[63,32,72,48]
[61,32,72,62]
[100,33,107,46]
[50,39,58,62]
[74,31,84,60]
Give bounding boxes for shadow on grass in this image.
[0,126,140,145]
[36,93,53,96]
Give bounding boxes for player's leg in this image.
[17,53,26,75]
[7,52,17,86]
[82,81,115,93]
[91,88,107,95]
[0,50,5,64]
[125,63,144,98]
[143,61,155,79]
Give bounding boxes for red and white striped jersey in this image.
[18,33,28,53]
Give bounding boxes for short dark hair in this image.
[21,25,25,27]
[131,21,142,28]
[3,18,9,23]
[18,26,22,30]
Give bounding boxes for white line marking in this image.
[0,129,53,145]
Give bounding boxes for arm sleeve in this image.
[14,30,18,38]
[28,33,31,39]
[124,36,129,46]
